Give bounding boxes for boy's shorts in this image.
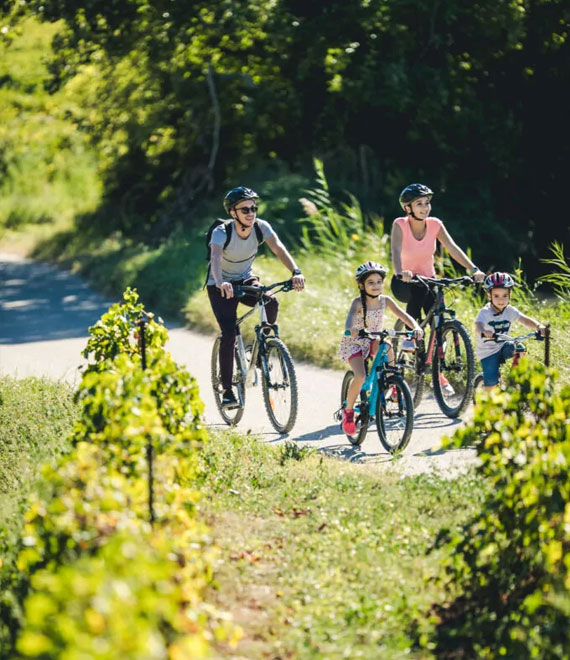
[480,341,516,386]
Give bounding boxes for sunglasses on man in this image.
[236,205,258,215]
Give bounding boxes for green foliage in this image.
[298,158,388,258]
[0,288,236,659]
[0,17,101,231]
[540,241,570,301]
[426,361,570,657]
[4,0,565,275]
[278,441,315,466]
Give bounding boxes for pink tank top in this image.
[394,216,443,277]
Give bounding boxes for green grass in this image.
[199,430,488,659]
[0,376,76,560]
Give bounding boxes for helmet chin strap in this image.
[231,212,250,231]
[365,292,379,299]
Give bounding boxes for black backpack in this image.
[204,219,264,286]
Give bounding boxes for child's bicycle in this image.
[394,275,476,418]
[210,280,298,434]
[335,328,415,453]
[472,328,550,402]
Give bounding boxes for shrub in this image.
[0,288,237,660]
[425,360,570,658]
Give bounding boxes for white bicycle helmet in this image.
[483,272,515,291]
[355,261,387,282]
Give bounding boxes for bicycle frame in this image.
[411,275,474,369]
[359,330,410,413]
[233,281,291,397]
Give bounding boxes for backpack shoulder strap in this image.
[253,221,263,245]
[223,220,233,250]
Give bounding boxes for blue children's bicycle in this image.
[336,328,415,453]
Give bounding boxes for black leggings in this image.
[207,277,279,391]
[390,277,436,322]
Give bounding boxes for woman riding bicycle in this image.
[207,186,304,408]
[390,183,485,392]
[390,183,485,319]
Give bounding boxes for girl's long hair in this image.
[359,288,368,328]
[358,273,384,328]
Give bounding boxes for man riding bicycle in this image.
[207,186,305,409]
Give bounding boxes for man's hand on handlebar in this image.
[217,281,234,299]
[291,273,305,292]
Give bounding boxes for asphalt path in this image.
[0,252,477,476]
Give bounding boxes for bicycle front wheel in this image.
[211,336,245,426]
[340,370,369,446]
[376,374,414,453]
[432,321,475,418]
[261,338,298,433]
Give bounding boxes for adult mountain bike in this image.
[472,329,548,402]
[336,328,415,453]
[394,275,476,418]
[210,280,298,434]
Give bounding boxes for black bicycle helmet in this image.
[355,261,388,282]
[223,186,259,214]
[399,183,434,211]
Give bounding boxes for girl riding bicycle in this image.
[475,272,546,391]
[339,261,423,435]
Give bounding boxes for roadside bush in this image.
[0,288,236,660]
[424,360,570,658]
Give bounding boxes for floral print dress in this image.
[338,297,387,362]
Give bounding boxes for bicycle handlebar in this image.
[410,274,475,288]
[233,279,293,298]
[482,330,544,343]
[358,328,415,340]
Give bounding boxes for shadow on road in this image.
[0,256,114,344]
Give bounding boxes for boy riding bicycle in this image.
[207,186,304,408]
[475,272,546,391]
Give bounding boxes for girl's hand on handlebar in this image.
[412,326,424,340]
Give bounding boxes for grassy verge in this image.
[198,430,487,659]
[0,376,76,558]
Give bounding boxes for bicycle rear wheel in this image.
[340,370,369,446]
[211,336,245,425]
[261,338,298,433]
[376,374,414,453]
[432,320,475,418]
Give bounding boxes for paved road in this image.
[0,252,476,475]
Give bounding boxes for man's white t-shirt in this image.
[207,219,276,285]
[475,303,521,360]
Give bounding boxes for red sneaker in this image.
[342,408,356,435]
